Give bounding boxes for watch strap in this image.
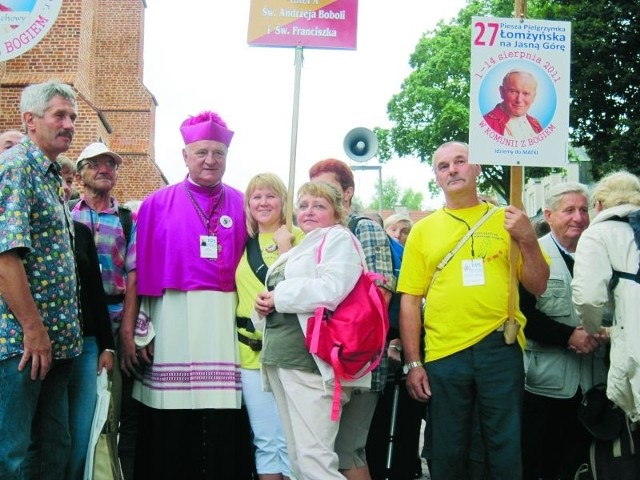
[403,360,423,374]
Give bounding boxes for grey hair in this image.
[57,155,75,174]
[544,182,589,211]
[383,213,413,230]
[20,80,77,118]
[431,141,469,172]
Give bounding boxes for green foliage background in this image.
[375,0,640,199]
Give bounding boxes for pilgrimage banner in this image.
[469,17,571,168]
[247,0,358,50]
[0,0,62,62]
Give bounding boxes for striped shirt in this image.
[72,197,136,324]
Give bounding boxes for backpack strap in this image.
[69,198,133,246]
[118,206,132,246]
[627,210,640,247]
[606,214,640,289]
[347,215,369,234]
[317,226,368,272]
[347,215,396,278]
[246,235,268,284]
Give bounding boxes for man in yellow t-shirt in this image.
[398,141,549,480]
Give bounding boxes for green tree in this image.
[531,0,640,179]
[401,188,424,210]
[376,0,640,196]
[376,0,515,199]
[368,177,400,210]
[367,176,424,210]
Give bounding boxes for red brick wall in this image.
[0,0,165,203]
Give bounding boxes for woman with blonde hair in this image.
[235,173,303,480]
[383,213,413,246]
[254,181,370,480]
[572,171,640,423]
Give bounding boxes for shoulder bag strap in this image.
[246,235,268,284]
[317,226,366,272]
[428,207,499,291]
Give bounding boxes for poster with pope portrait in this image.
[0,0,62,61]
[469,17,571,168]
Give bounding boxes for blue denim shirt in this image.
[0,139,81,361]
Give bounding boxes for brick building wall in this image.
[0,0,166,203]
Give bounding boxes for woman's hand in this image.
[273,225,294,253]
[255,291,275,317]
[388,340,403,369]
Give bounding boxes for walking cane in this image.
[385,368,402,479]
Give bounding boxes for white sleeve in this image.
[572,228,611,334]
[274,228,362,314]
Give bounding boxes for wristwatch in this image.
[402,360,423,375]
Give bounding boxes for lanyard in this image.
[442,203,490,258]
[184,180,225,236]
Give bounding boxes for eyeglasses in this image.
[80,158,119,171]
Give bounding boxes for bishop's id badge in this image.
[200,235,218,259]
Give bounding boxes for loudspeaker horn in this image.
[343,127,379,163]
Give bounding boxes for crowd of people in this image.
[1,80,639,480]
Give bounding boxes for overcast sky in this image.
[143,1,467,208]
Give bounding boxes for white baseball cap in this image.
[76,142,123,169]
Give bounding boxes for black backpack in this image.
[575,419,640,480]
[607,210,640,289]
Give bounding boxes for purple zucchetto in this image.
[179,111,234,147]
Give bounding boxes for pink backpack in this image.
[305,229,390,421]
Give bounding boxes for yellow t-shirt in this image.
[398,204,526,362]
[235,227,305,369]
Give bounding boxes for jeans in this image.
[0,355,74,480]
[241,368,291,476]
[426,331,524,480]
[67,337,99,480]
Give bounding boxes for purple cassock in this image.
[136,177,247,296]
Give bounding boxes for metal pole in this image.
[385,377,401,479]
[378,166,383,218]
[286,46,304,229]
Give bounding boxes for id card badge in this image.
[462,259,485,286]
[200,235,218,259]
